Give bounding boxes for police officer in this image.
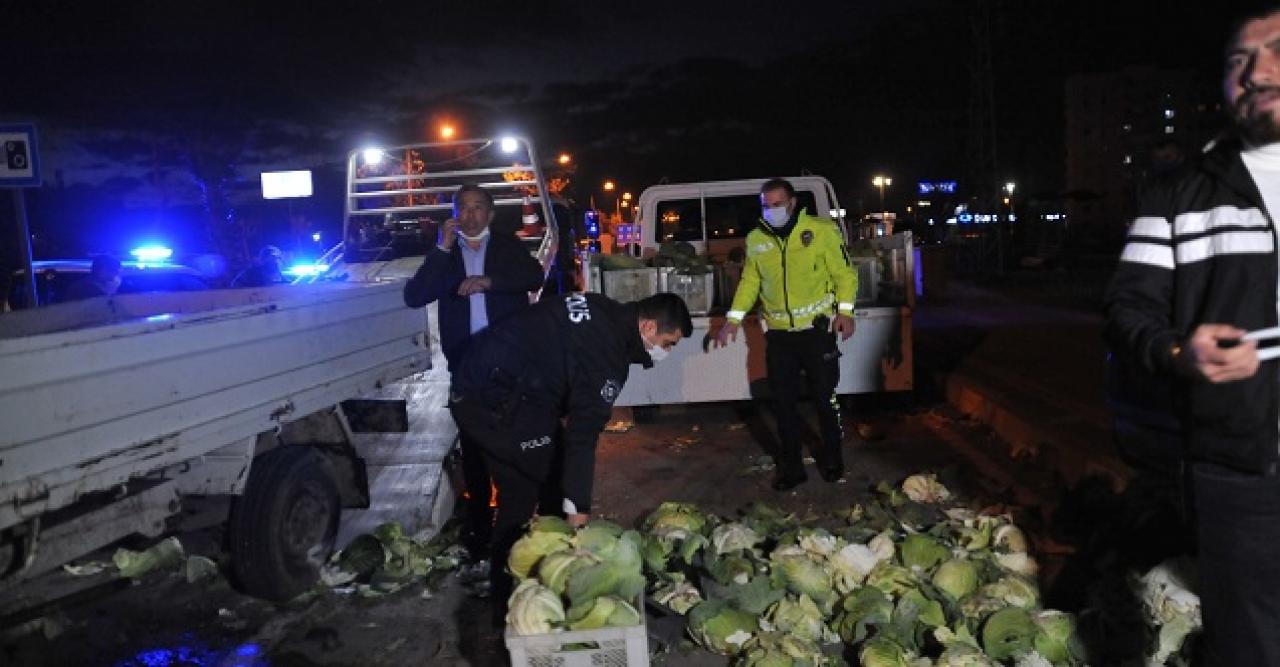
[715,177,858,490]
[449,291,691,622]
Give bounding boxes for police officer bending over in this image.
[449,291,692,621]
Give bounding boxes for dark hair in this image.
[637,292,693,337]
[453,184,495,213]
[1226,5,1280,54]
[760,177,796,198]
[90,254,121,277]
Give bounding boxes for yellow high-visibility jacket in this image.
[726,211,858,331]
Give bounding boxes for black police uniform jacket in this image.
[1105,134,1280,475]
[451,292,651,512]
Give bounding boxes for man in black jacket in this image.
[403,184,544,578]
[450,291,691,621]
[1105,7,1280,663]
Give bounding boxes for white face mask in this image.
[763,205,790,227]
[458,227,491,243]
[647,343,669,363]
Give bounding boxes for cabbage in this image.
[334,534,387,581]
[859,637,913,667]
[981,607,1037,661]
[762,594,836,644]
[506,579,565,635]
[959,593,1008,624]
[653,580,703,615]
[902,473,952,504]
[769,548,835,608]
[643,501,710,538]
[982,575,1040,610]
[994,551,1039,577]
[933,558,981,601]
[1139,557,1202,665]
[834,585,894,644]
[900,533,950,572]
[736,631,833,667]
[936,644,998,666]
[867,561,917,598]
[993,524,1028,553]
[712,522,762,555]
[687,599,759,655]
[709,552,758,586]
[795,528,839,558]
[722,575,788,616]
[566,595,641,630]
[898,588,947,628]
[869,531,897,562]
[740,502,798,537]
[529,515,575,535]
[508,530,573,580]
[537,549,599,596]
[830,542,883,593]
[1031,610,1084,665]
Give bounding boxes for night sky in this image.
[0,1,1268,258]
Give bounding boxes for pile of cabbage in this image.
[322,521,464,596]
[637,474,1087,666]
[506,516,647,635]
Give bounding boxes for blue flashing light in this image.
[284,262,329,277]
[235,644,261,657]
[584,210,600,239]
[130,245,174,262]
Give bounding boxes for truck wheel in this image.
[229,446,339,601]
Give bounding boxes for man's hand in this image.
[457,276,492,296]
[437,218,458,250]
[713,321,740,348]
[832,314,856,341]
[1183,324,1259,383]
[567,513,590,528]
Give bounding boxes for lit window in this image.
[1164,108,1175,119]
[1165,125,1175,134]
[1122,123,1133,132]
[1123,155,1133,164]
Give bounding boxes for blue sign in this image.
[917,180,957,195]
[0,123,40,188]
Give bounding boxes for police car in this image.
[5,257,209,310]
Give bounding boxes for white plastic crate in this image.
[504,606,649,667]
[658,269,714,315]
[601,268,659,303]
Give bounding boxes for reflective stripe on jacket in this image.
[727,210,857,330]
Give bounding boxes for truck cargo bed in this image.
[0,282,430,531]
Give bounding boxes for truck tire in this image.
[229,446,339,601]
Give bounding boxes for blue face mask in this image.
[763,205,790,227]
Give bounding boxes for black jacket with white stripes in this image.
[1105,135,1280,474]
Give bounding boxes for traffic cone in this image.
[518,196,543,239]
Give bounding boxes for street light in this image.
[439,123,456,140]
[872,175,892,217]
[603,180,615,192]
[558,153,572,165]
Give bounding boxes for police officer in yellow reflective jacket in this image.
[715,177,858,491]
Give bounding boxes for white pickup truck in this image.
[0,136,561,602]
[583,176,914,407]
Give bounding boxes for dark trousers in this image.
[1193,462,1280,666]
[450,392,561,621]
[765,327,844,480]
[457,430,494,557]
